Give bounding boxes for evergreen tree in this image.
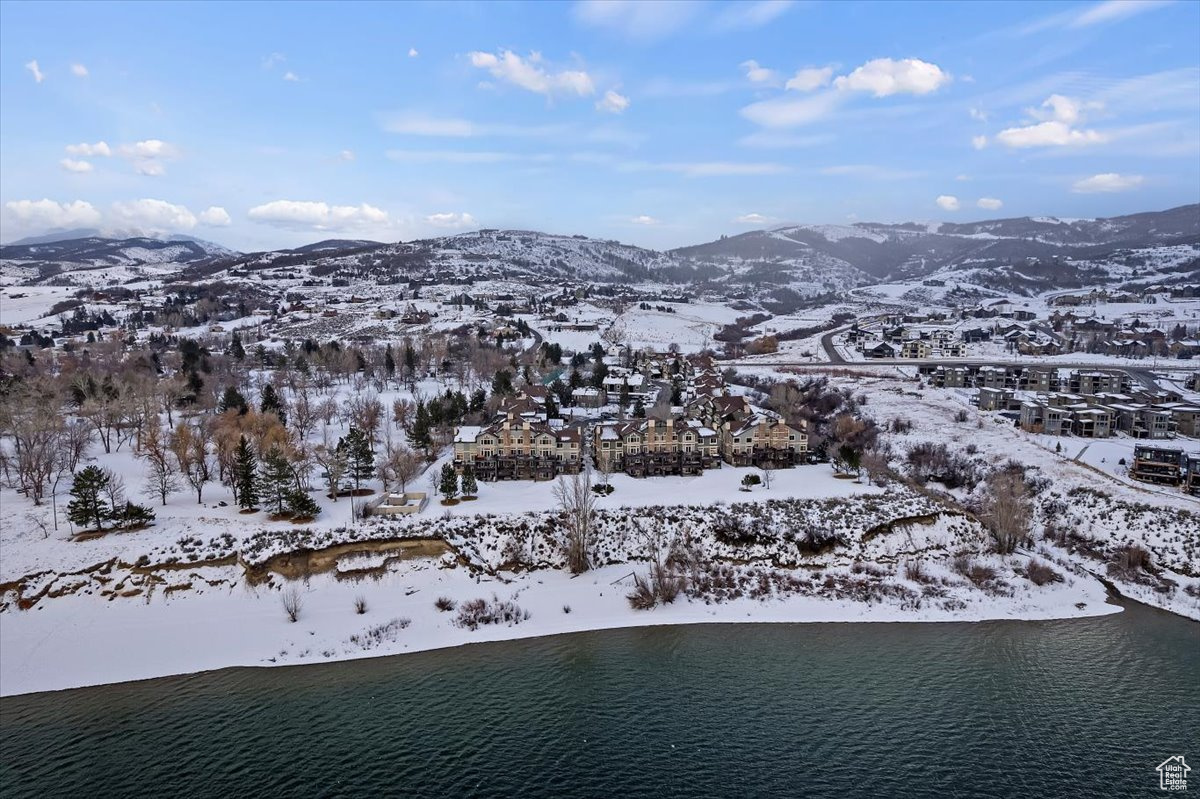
[410,402,433,455]
[229,332,245,360]
[591,362,609,388]
[260,384,287,426]
[286,489,320,520]
[233,435,259,510]
[68,466,111,531]
[339,428,375,490]
[469,388,487,414]
[218,386,249,415]
[259,447,294,514]
[439,463,459,501]
[384,344,396,379]
[115,501,156,529]
[633,397,646,418]
[670,380,683,405]
[492,369,514,396]
[545,393,560,419]
[460,467,478,498]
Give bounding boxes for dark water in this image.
[2,600,1198,798]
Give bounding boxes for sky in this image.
[1,0,1198,252]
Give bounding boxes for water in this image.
[2,599,1197,798]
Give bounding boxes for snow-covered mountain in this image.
[4,205,1196,298]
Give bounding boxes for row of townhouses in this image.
[452,367,808,481]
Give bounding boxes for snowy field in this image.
[0,286,76,325]
[0,554,1118,697]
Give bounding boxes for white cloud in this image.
[1071,172,1144,193]
[968,106,988,121]
[110,199,197,231]
[339,149,356,161]
[972,135,988,150]
[199,206,232,226]
[382,112,567,138]
[936,195,960,211]
[740,60,778,85]
[734,213,775,225]
[977,197,1004,210]
[630,214,659,225]
[739,131,833,148]
[424,211,477,228]
[65,141,112,157]
[833,58,950,97]
[121,139,175,159]
[248,200,390,230]
[596,89,630,114]
[386,149,553,164]
[629,161,789,177]
[995,120,1105,148]
[283,71,300,82]
[408,48,419,58]
[740,90,842,128]
[573,0,700,40]
[70,63,88,78]
[467,50,594,97]
[262,52,286,69]
[134,161,165,176]
[1070,0,1172,28]
[712,0,794,31]
[994,95,1107,149]
[59,158,94,173]
[785,66,833,92]
[25,60,44,84]
[4,199,101,229]
[820,164,924,180]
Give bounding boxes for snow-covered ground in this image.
[0,553,1118,697]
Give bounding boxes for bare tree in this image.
[281,585,303,622]
[982,470,1032,555]
[1,389,63,505]
[171,422,213,503]
[554,468,597,574]
[380,442,423,493]
[142,422,180,506]
[760,463,774,490]
[313,443,348,501]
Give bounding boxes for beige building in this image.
[453,418,582,481]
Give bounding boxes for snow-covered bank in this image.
[0,557,1120,697]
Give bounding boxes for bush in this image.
[434,596,456,612]
[281,586,303,622]
[354,595,368,614]
[904,560,932,583]
[953,555,997,587]
[627,562,685,610]
[1025,559,1062,586]
[1111,544,1152,575]
[455,596,529,630]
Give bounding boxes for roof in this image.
[454,425,483,443]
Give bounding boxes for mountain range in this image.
[3,205,1197,302]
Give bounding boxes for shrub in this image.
[434,596,456,612]
[904,560,932,583]
[349,617,411,650]
[281,586,303,622]
[1111,544,1152,575]
[455,596,529,630]
[954,409,970,423]
[953,555,997,587]
[628,562,685,609]
[354,595,368,614]
[1025,559,1062,586]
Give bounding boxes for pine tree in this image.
[633,397,646,418]
[233,435,259,510]
[67,466,111,531]
[439,463,459,501]
[410,402,433,455]
[286,489,320,520]
[545,393,560,419]
[218,386,248,415]
[339,428,374,490]
[260,384,287,427]
[460,467,478,498]
[229,332,245,360]
[259,447,294,514]
[384,345,396,379]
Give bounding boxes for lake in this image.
[1,598,1197,797]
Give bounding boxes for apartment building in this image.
[592,417,720,477]
[1129,445,1187,486]
[453,418,582,481]
[721,417,808,467]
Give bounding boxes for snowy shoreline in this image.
[0,559,1124,698]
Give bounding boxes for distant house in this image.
[864,342,896,359]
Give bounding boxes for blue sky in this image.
[1,0,1198,251]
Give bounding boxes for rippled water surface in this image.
[2,600,1198,798]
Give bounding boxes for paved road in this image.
[818,326,848,364]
